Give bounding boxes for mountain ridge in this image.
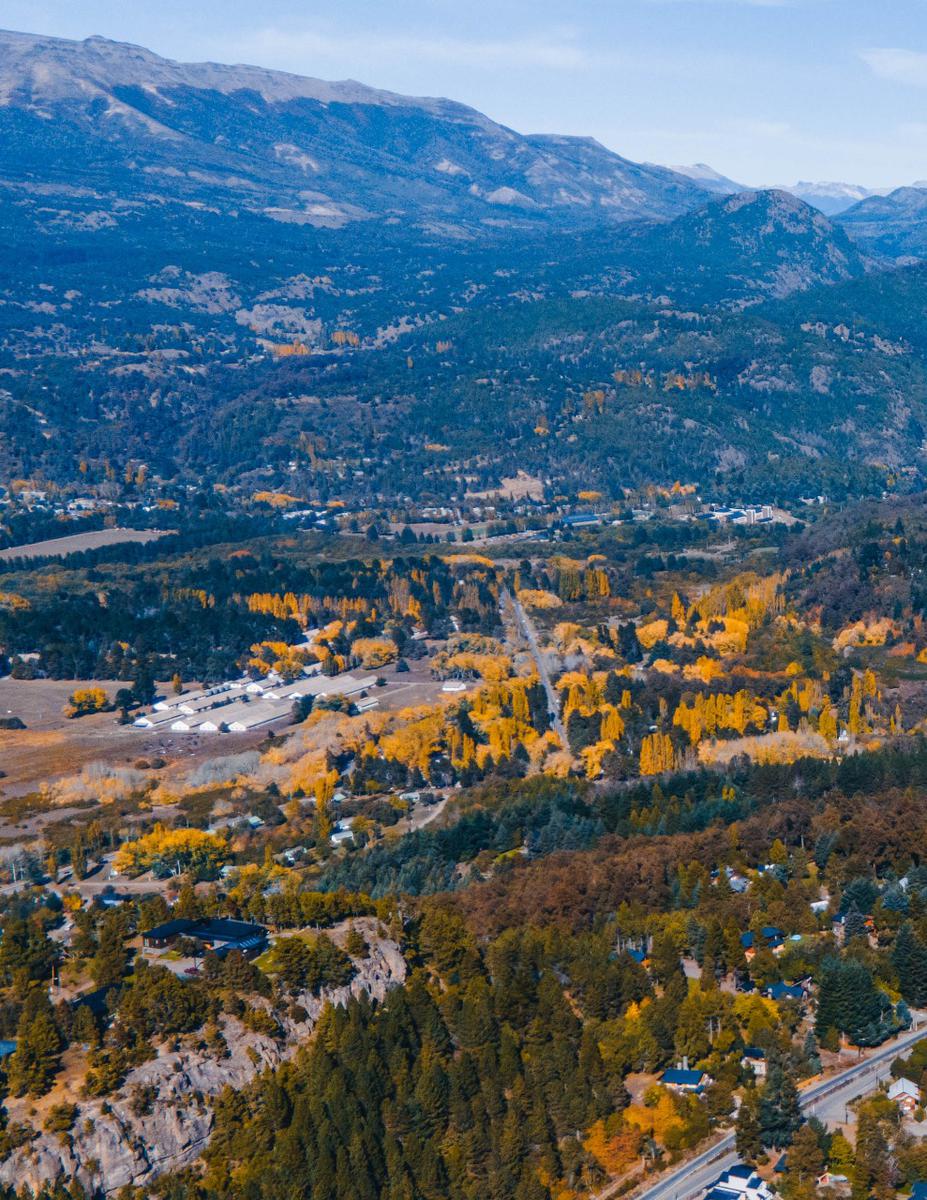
[0,28,710,231]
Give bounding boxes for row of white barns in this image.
[134,671,378,734]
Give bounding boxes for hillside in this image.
[0,29,708,233]
[0,29,922,505]
[618,189,867,304]
[838,187,927,262]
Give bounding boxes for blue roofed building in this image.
[660,1067,711,1093]
[703,1163,775,1200]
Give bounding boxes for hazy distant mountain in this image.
[667,163,744,194]
[775,181,886,216]
[838,187,927,261]
[665,169,886,217]
[0,28,709,232]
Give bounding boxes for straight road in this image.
[502,588,568,747]
[599,1019,927,1200]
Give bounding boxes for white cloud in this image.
[223,27,589,74]
[861,47,927,87]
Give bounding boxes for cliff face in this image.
[0,935,406,1195]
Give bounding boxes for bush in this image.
[44,1103,78,1134]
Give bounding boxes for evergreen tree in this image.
[735,1087,762,1161]
[788,1122,824,1188]
[7,989,63,1097]
[894,922,927,1006]
[758,1055,802,1149]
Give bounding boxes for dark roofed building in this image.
[143,918,196,948]
[741,926,785,951]
[143,917,267,958]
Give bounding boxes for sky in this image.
[7,0,927,187]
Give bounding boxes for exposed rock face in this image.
[0,933,406,1195]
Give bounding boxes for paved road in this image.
[602,1020,927,1200]
[502,588,568,747]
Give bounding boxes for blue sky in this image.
[12,0,927,186]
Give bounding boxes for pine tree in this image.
[894,922,927,1006]
[758,1055,802,1149]
[7,990,63,1097]
[788,1122,824,1183]
[735,1087,762,1161]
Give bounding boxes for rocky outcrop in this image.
[0,931,406,1195]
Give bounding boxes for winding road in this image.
[600,1018,927,1200]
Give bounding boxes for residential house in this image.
[741,1046,767,1078]
[143,918,268,959]
[660,1067,711,1094]
[740,926,785,959]
[704,1163,775,1200]
[331,819,356,847]
[766,982,804,1003]
[888,1076,921,1115]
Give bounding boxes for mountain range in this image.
[0,28,709,232]
[2,28,927,501]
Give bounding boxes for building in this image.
[226,701,288,732]
[766,982,804,1003]
[741,1046,767,1078]
[142,918,196,949]
[740,926,785,958]
[888,1076,921,1114]
[143,918,268,959]
[704,1163,776,1200]
[660,1067,710,1093]
[331,819,355,847]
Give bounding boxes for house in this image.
[192,918,268,959]
[143,918,268,959]
[143,918,197,949]
[766,982,804,1003]
[888,1076,921,1114]
[704,1163,775,1200]
[741,926,785,958]
[741,1046,767,1078]
[331,819,355,847]
[660,1067,710,1093]
[815,1171,848,1189]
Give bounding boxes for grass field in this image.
[0,527,170,561]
